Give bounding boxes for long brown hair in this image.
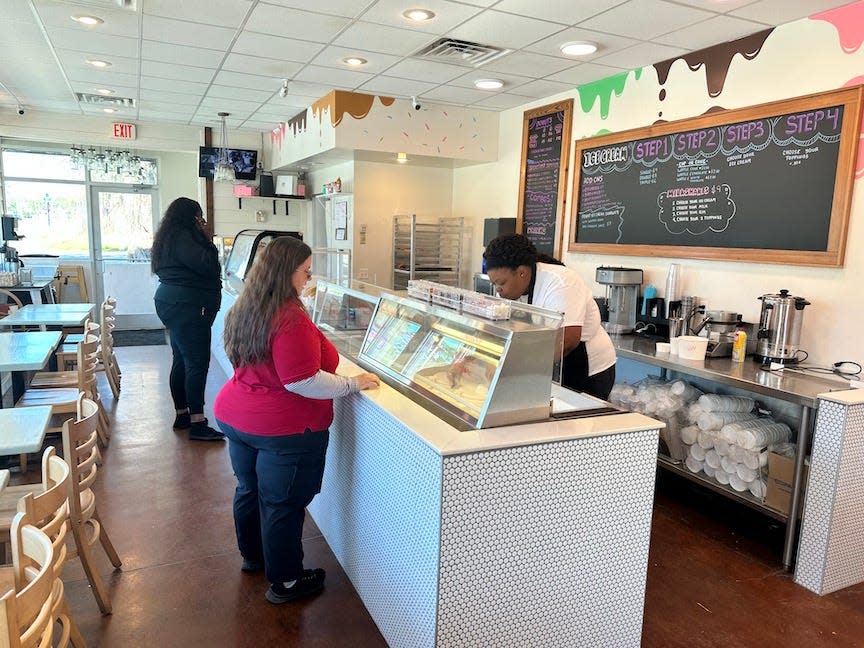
[223,236,311,367]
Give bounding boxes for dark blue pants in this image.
[215,421,329,584]
[154,299,217,415]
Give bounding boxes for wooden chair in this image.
[52,266,88,304]
[61,395,122,615]
[0,513,54,648]
[0,450,84,647]
[97,300,121,398]
[17,334,111,454]
[0,288,24,316]
[55,319,98,370]
[31,327,99,388]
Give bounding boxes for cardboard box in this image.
[232,184,255,197]
[764,451,809,515]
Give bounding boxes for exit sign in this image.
[112,122,136,140]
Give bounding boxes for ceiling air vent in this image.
[76,92,136,108]
[413,38,511,66]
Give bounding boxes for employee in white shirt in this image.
[483,233,616,399]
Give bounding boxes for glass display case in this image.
[312,281,384,358]
[223,229,302,293]
[358,293,565,429]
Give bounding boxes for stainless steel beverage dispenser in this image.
[596,267,643,334]
[756,289,810,364]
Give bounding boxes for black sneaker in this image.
[189,419,225,441]
[241,558,264,572]
[172,411,191,431]
[265,569,326,604]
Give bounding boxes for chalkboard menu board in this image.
[517,99,573,258]
[569,87,862,266]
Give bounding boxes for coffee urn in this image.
[755,289,810,364]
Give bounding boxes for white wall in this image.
[452,18,864,369]
[354,160,456,288]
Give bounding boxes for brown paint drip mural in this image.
[312,91,396,127]
[654,28,775,100]
[652,105,727,126]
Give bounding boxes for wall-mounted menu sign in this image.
[569,87,862,267]
[517,99,573,258]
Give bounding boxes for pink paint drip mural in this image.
[811,2,864,53]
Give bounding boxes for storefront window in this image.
[3,180,89,256]
[1,150,84,181]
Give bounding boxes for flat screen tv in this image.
[198,146,258,180]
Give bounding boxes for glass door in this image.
[89,186,160,328]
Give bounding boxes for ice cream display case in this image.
[312,281,382,358]
[357,293,566,429]
[223,228,302,294]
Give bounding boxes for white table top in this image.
[0,331,62,371]
[0,303,94,327]
[0,406,52,455]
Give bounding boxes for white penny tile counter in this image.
[308,356,663,648]
[795,388,864,595]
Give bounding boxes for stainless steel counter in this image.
[611,333,845,570]
[612,335,844,408]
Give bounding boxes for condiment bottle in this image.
[732,330,747,363]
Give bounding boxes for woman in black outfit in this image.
[151,197,224,441]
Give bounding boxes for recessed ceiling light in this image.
[560,41,598,57]
[396,152,408,164]
[72,15,103,26]
[474,79,504,90]
[402,8,435,22]
[95,88,115,95]
[86,59,112,68]
[342,56,368,67]
[102,108,116,113]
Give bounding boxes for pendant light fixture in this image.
[213,111,235,183]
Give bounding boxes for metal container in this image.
[756,290,810,363]
[595,267,643,334]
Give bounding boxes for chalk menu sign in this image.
[569,87,862,267]
[517,99,573,258]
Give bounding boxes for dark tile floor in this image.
[44,345,864,647]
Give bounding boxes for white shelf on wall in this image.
[237,195,307,215]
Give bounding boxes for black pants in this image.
[562,343,616,400]
[216,421,329,584]
[154,298,218,415]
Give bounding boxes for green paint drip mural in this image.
[578,69,642,119]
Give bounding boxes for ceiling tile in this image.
[358,76,437,97]
[448,69,534,91]
[673,0,757,11]
[657,15,767,50]
[56,49,139,76]
[138,89,204,106]
[45,27,139,59]
[729,0,847,24]
[508,78,576,98]
[480,51,577,77]
[231,32,324,63]
[360,0,484,34]
[592,41,690,70]
[245,4,350,40]
[446,10,567,50]
[67,69,139,88]
[255,102,316,117]
[258,0,366,18]
[212,70,285,92]
[137,101,196,115]
[545,61,630,85]
[383,59,468,84]
[32,2,141,36]
[472,93,531,109]
[525,26,638,61]
[222,54,304,79]
[284,80,333,98]
[143,0,253,28]
[142,15,237,51]
[207,84,274,102]
[334,22,435,57]
[419,85,492,104]
[309,46,401,75]
[579,0,715,41]
[494,0,631,25]
[137,109,192,122]
[72,81,139,97]
[141,41,225,68]
[292,64,374,90]
[140,61,216,84]
[140,76,210,94]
